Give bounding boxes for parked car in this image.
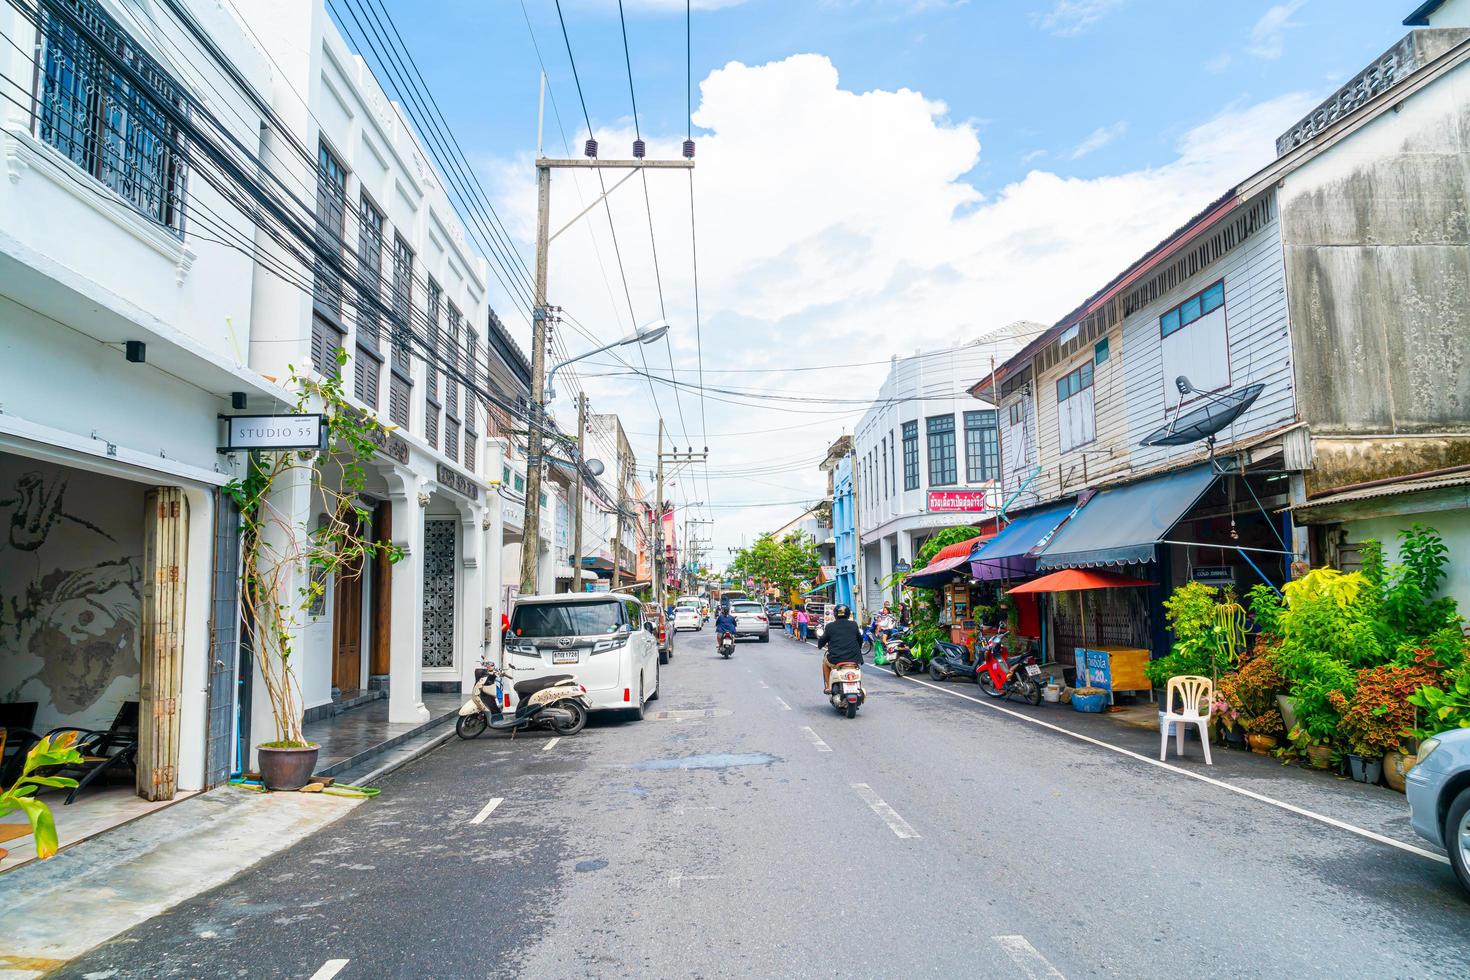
[505,593,660,720]
[673,606,702,632]
[729,600,770,643]
[765,602,784,628]
[1407,729,1470,895]
[642,603,674,663]
[676,596,706,625]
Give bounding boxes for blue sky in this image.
[362,0,1417,557]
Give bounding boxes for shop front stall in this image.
[1007,569,1155,703]
[905,534,995,649]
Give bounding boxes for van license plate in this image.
[553,651,579,664]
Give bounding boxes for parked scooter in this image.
[827,662,865,718]
[975,631,1044,705]
[455,662,590,739]
[887,627,925,677]
[927,638,976,682]
[718,631,736,659]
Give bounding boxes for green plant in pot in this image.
[227,354,402,790]
[0,733,85,861]
[1219,650,1285,754]
[1331,662,1439,788]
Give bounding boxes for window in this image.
[510,600,628,637]
[309,142,348,371]
[881,437,889,499]
[353,195,384,406]
[964,410,999,483]
[388,234,414,427]
[1056,361,1096,452]
[890,429,897,494]
[514,473,525,492]
[502,466,511,484]
[926,415,957,487]
[1008,401,1024,426]
[1094,337,1110,365]
[1159,278,1230,396]
[424,280,441,448]
[36,1,185,231]
[902,421,919,490]
[463,333,477,472]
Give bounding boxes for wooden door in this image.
[139,487,188,801]
[333,519,366,693]
[369,501,392,680]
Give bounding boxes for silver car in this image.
[1406,728,1470,895]
[729,600,770,643]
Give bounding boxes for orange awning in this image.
[1005,568,1154,594]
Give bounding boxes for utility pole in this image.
[654,428,708,607]
[570,392,587,594]
[612,448,631,591]
[517,122,694,597]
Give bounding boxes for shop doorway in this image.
[332,514,366,693]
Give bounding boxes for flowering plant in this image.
[1329,663,1439,758]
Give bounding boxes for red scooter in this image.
[975,630,1043,705]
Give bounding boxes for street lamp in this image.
[546,319,671,403]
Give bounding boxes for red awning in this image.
[1005,568,1154,594]
[931,534,992,563]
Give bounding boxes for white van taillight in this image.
[624,687,631,702]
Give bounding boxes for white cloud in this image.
[484,55,1315,555]
[1022,148,1048,163]
[1205,52,1233,74]
[1035,0,1125,36]
[1069,121,1127,159]
[1248,0,1307,60]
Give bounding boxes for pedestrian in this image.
[785,607,795,636]
[796,605,810,641]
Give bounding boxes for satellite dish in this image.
[1140,382,1265,447]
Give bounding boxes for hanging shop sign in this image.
[1191,565,1236,587]
[436,463,480,501]
[927,490,992,513]
[221,414,326,451]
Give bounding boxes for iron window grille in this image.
[312,141,347,320]
[964,410,999,483]
[444,302,461,463]
[926,414,957,487]
[902,421,919,490]
[425,279,441,448]
[388,233,413,427]
[35,0,186,232]
[353,194,384,406]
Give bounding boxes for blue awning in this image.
[969,500,1079,581]
[1035,465,1218,570]
[801,580,836,597]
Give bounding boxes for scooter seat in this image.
[514,674,576,698]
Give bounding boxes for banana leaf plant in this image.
[0,732,84,860]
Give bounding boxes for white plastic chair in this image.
[1160,675,1213,765]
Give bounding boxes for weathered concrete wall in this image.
[1280,46,1470,437]
[1306,436,1470,495]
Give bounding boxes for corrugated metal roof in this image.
[1293,473,1470,511]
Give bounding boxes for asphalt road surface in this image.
[62,628,1469,979]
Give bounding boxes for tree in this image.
[728,532,821,596]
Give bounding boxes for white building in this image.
[0,0,280,799]
[854,323,1044,610]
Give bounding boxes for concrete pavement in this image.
[57,628,1470,978]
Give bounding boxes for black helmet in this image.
[834,604,851,619]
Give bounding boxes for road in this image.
[62,628,1469,979]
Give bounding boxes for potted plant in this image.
[1072,687,1108,713]
[1286,725,1333,769]
[1331,662,1440,790]
[0,733,85,861]
[1211,694,1244,747]
[1219,651,1285,754]
[228,356,402,790]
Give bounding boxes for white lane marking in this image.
[773,695,792,711]
[469,797,504,825]
[542,737,560,752]
[758,679,770,688]
[667,869,721,888]
[309,960,349,980]
[799,726,832,752]
[994,936,1065,979]
[897,674,1451,866]
[851,783,920,839]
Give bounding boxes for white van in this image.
[505,594,660,719]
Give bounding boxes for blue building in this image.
[823,436,857,612]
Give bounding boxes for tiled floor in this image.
[307,692,461,774]
[0,784,196,874]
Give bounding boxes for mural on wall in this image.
[0,460,143,730]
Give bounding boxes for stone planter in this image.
[1347,753,1383,785]
[258,744,320,791]
[1382,751,1414,792]
[1275,695,1300,734]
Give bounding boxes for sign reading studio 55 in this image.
[221,414,327,452]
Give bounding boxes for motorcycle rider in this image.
[817,604,863,693]
[714,607,738,651]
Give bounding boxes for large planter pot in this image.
[1072,692,1107,713]
[1224,727,1247,749]
[1305,744,1333,770]
[1347,754,1383,785]
[258,744,320,791]
[1275,695,1300,734]
[1382,751,1414,792]
[1247,733,1276,755]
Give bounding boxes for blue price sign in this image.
[1075,648,1112,693]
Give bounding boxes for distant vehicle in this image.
[765,602,785,625]
[506,593,660,720]
[728,599,769,642]
[642,603,674,663]
[673,606,702,632]
[1407,728,1470,895]
[675,595,707,624]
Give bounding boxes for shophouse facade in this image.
[0,0,283,799]
[855,322,1044,610]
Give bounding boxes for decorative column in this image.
[459,506,484,694]
[388,476,429,724]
